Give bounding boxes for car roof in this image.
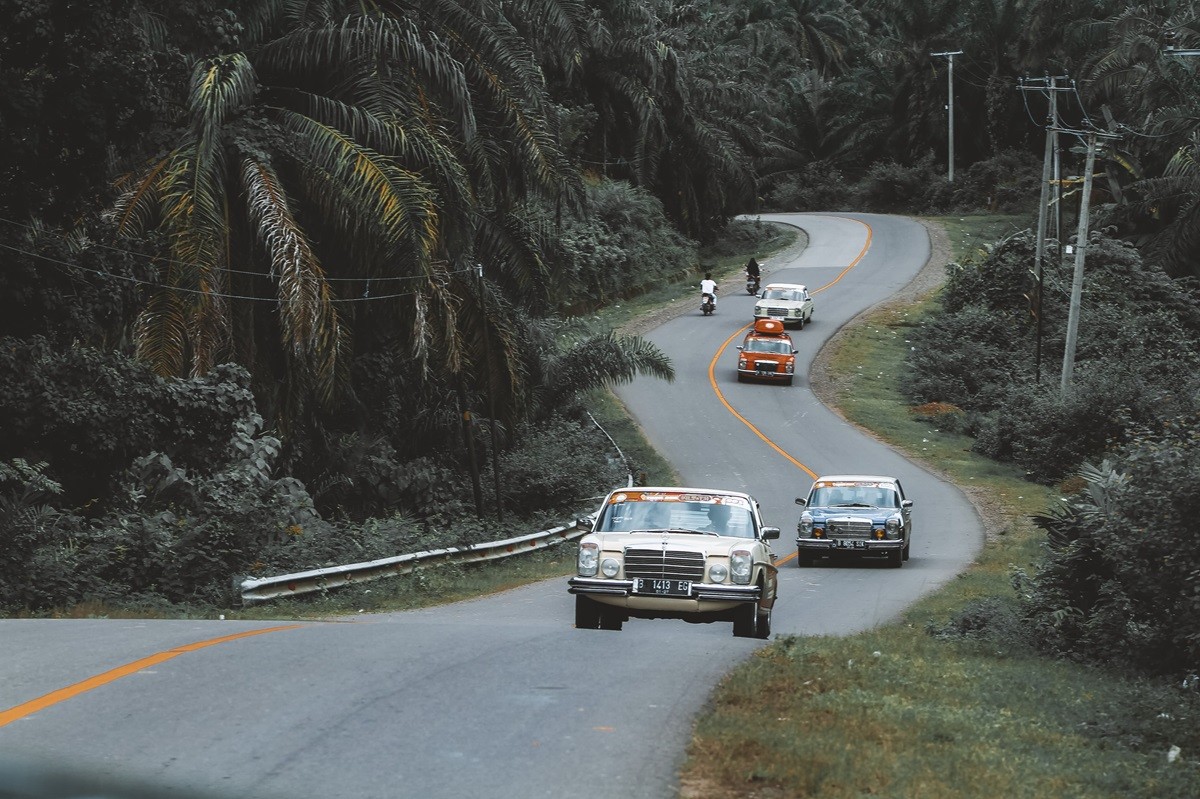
[609,486,756,501]
[811,475,900,485]
[748,319,791,337]
[761,282,808,291]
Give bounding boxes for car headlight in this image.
[578,542,599,576]
[798,513,813,535]
[885,516,902,538]
[730,549,752,584]
[600,558,620,578]
[785,362,794,374]
[709,562,728,583]
[738,357,748,369]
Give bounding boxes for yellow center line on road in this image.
[0,624,304,728]
[707,218,875,566]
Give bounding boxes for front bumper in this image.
[796,537,902,552]
[568,577,761,603]
[737,366,792,381]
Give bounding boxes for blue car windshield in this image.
[810,486,899,508]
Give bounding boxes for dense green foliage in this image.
[904,230,1200,484]
[1016,441,1200,675]
[2,0,1200,644]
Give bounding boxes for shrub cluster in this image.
[548,179,698,311]
[902,230,1200,483]
[1015,430,1200,675]
[763,150,1039,216]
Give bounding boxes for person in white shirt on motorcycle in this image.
[700,273,718,308]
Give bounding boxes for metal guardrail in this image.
[239,517,595,604]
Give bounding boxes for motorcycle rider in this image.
[700,273,718,308]
[745,258,761,291]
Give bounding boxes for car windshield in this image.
[809,486,899,508]
[597,500,756,538]
[744,338,792,354]
[762,289,804,301]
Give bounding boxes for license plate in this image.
[833,539,867,549]
[633,578,692,597]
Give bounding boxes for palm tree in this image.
[1082,3,1200,276]
[111,0,581,423]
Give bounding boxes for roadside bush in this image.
[851,154,952,213]
[950,150,1041,214]
[1016,436,1200,676]
[903,305,1024,410]
[0,338,253,503]
[971,370,1138,483]
[761,162,854,212]
[494,414,627,513]
[549,179,698,311]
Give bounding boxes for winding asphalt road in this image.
[0,213,982,799]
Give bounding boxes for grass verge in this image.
[678,214,1200,798]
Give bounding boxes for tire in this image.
[736,373,746,383]
[732,602,757,638]
[755,604,772,639]
[599,608,624,631]
[903,536,911,561]
[796,551,814,567]
[574,595,602,629]
[887,547,903,568]
[795,314,805,330]
[785,375,794,386]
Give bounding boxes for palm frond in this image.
[134,288,188,377]
[242,157,344,402]
[279,109,441,257]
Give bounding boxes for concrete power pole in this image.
[1020,75,1071,382]
[931,50,964,182]
[1059,130,1097,396]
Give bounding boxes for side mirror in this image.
[795,498,807,506]
[791,349,798,355]
[760,526,781,540]
[736,345,744,351]
[901,499,914,509]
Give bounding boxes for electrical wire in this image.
[0,241,457,304]
[0,214,449,284]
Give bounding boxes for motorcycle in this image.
[700,292,715,315]
[745,274,761,295]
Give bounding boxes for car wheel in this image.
[736,373,745,383]
[903,536,911,561]
[598,608,624,631]
[796,551,814,567]
[574,595,602,629]
[887,547,903,568]
[755,604,772,639]
[796,315,804,330]
[732,602,757,638]
[785,375,794,386]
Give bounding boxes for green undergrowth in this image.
[679,214,1200,798]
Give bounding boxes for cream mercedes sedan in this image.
[568,486,780,638]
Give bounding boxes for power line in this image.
[0,214,443,284]
[0,241,457,304]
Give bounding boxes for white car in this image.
[754,282,814,329]
[569,486,780,638]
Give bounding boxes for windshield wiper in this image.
[629,527,718,536]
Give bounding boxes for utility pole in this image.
[1019,75,1071,382]
[1058,127,1121,395]
[931,50,964,182]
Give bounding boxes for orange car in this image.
[736,319,797,385]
